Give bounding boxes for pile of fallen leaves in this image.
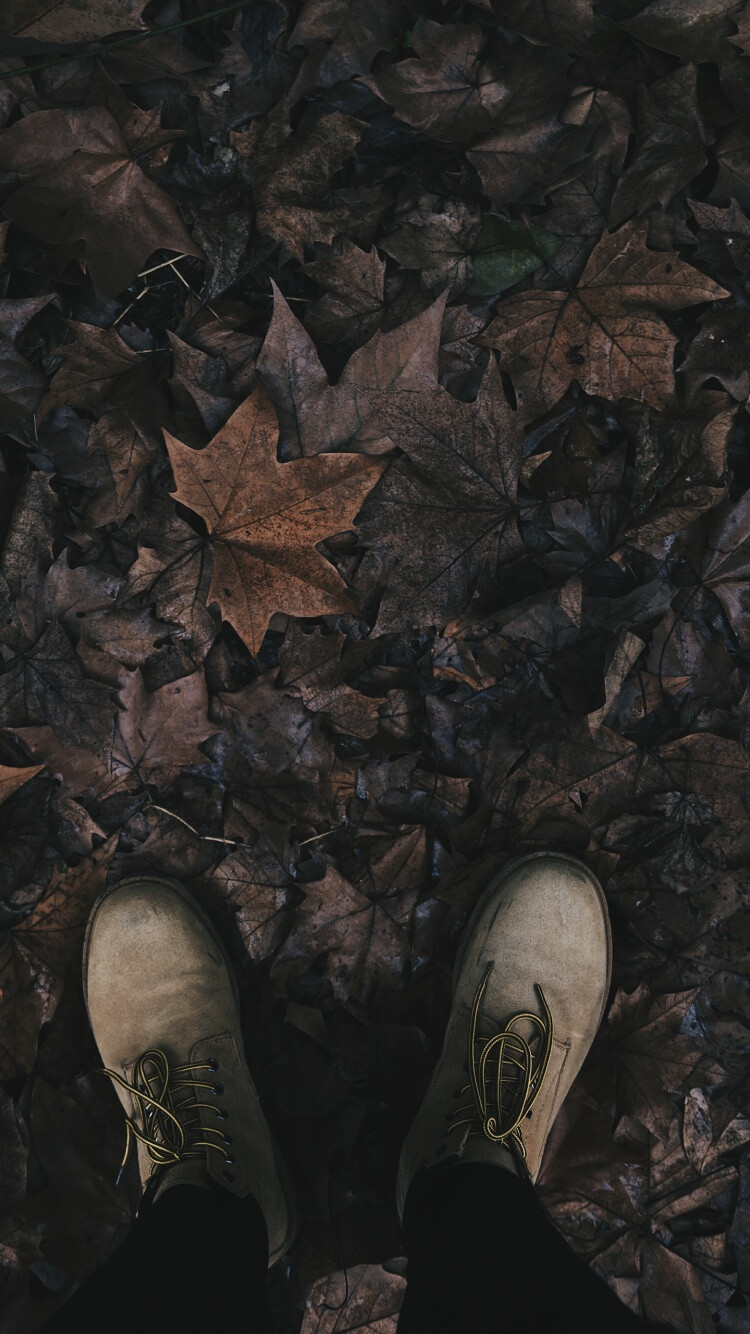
[0,0,749,1329]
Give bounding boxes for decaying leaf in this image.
[0,108,200,295]
[0,836,117,1078]
[0,2,748,1327]
[481,221,729,413]
[355,355,524,631]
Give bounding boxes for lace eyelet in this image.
[207,1058,219,1072]
[224,1152,235,1165]
[212,1081,224,1095]
[223,1134,233,1145]
[216,1107,229,1120]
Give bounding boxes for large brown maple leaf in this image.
[480,220,729,414]
[164,383,385,655]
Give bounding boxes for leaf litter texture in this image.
[0,1,749,1331]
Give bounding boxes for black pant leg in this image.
[41,1183,273,1333]
[397,1162,676,1334]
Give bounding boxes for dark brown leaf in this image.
[481,221,729,413]
[0,107,201,296]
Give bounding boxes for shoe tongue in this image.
[151,1157,212,1205]
[458,1133,520,1175]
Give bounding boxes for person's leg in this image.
[42,873,297,1329]
[395,852,674,1334]
[42,1182,272,1332]
[397,1161,673,1333]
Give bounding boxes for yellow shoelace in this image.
[99,1048,234,1185]
[447,963,554,1161]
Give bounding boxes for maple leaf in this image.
[679,308,750,403]
[690,197,750,276]
[14,550,169,673]
[231,110,371,263]
[122,502,217,661]
[301,1262,405,1333]
[210,844,292,963]
[621,406,732,549]
[288,0,407,88]
[713,112,750,214]
[111,670,216,791]
[88,411,161,511]
[640,1237,716,1331]
[465,63,594,210]
[164,381,385,655]
[0,107,201,296]
[0,836,117,1078]
[619,0,741,66]
[609,67,711,228]
[380,191,480,298]
[481,221,729,414]
[40,321,159,422]
[0,292,55,436]
[274,829,425,1005]
[0,764,42,806]
[467,212,559,299]
[495,0,604,55]
[303,239,386,349]
[257,281,447,457]
[604,984,706,1140]
[278,623,383,739]
[355,355,525,632]
[536,90,631,287]
[1,0,750,1317]
[3,0,147,42]
[703,490,750,650]
[0,622,118,753]
[359,17,503,143]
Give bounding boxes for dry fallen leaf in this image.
[164,382,385,654]
[0,4,748,1327]
[0,835,117,1079]
[0,764,42,806]
[0,107,201,295]
[480,220,729,413]
[3,0,147,42]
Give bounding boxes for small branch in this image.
[148,803,237,845]
[299,825,343,846]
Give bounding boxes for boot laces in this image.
[99,1048,234,1185]
[446,963,554,1162]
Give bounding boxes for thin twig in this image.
[137,255,192,279]
[148,803,237,845]
[168,259,220,319]
[299,825,343,846]
[111,283,151,327]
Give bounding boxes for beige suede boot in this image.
[397,851,612,1220]
[83,875,298,1266]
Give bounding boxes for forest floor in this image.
[0,1,749,1330]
